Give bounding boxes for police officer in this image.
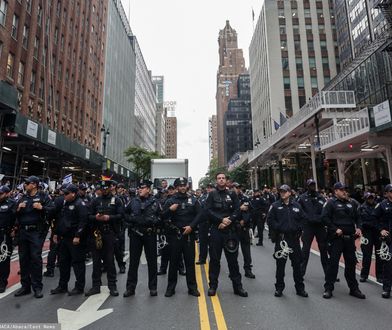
[298,179,328,277]
[14,176,54,298]
[0,185,16,293]
[50,184,88,295]
[44,184,67,277]
[78,183,92,207]
[322,182,365,299]
[373,184,392,298]
[233,183,255,279]
[163,177,201,297]
[359,192,382,283]
[158,185,186,275]
[250,188,269,246]
[267,184,308,297]
[205,172,248,297]
[110,181,126,274]
[86,180,123,297]
[196,183,214,265]
[124,180,161,297]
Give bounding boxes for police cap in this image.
[63,184,79,194]
[78,183,88,190]
[306,179,316,186]
[333,182,348,190]
[0,185,10,194]
[137,179,152,189]
[279,184,291,192]
[25,176,40,185]
[174,177,188,187]
[385,184,392,193]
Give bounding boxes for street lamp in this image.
[101,124,110,171]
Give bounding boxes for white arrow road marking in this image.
[57,286,113,330]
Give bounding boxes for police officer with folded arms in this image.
[267,184,308,298]
[50,184,88,296]
[205,172,248,297]
[0,185,16,293]
[232,183,255,279]
[162,177,201,297]
[373,184,392,298]
[322,182,365,299]
[14,176,54,298]
[86,180,123,297]
[298,179,328,277]
[359,192,383,283]
[124,180,161,297]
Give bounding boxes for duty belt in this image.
[21,224,39,231]
[100,224,112,232]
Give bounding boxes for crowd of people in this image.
[0,173,391,301]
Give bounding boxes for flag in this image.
[280,112,287,125]
[274,120,280,130]
[101,174,112,181]
[62,174,72,184]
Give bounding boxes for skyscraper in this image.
[216,20,246,167]
[164,101,177,158]
[209,115,218,162]
[249,0,339,145]
[152,75,164,104]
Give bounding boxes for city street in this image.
[1,238,391,329]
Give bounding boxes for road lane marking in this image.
[195,244,211,330]
[203,262,228,330]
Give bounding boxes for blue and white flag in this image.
[62,174,72,185]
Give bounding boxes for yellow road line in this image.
[195,244,211,330]
[204,262,228,330]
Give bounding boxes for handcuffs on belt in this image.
[0,234,11,262]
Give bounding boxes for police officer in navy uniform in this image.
[14,176,54,298]
[359,192,383,283]
[86,180,124,297]
[298,179,328,277]
[267,184,308,298]
[250,188,270,246]
[196,183,214,265]
[78,183,92,207]
[205,172,248,297]
[373,184,392,298]
[322,182,365,299]
[124,180,161,297]
[50,184,88,295]
[163,177,201,297]
[232,183,255,279]
[0,185,16,293]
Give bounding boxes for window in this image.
[22,25,29,48]
[320,40,327,50]
[30,71,36,93]
[280,40,287,51]
[293,24,299,34]
[37,5,42,26]
[0,41,2,58]
[311,77,318,88]
[11,14,19,39]
[34,37,39,58]
[26,0,32,13]
[0,0,7,26]
[319,24,325,34]
[296,57,303,70]
[297,77,305,88]
[304,8,311,18]
[278,8,285,19]
[309,57,316,70]
[283,77,290,89]
[324,76,330,84]
[294,40,301,51]
[54,28,58,44]
[6,53,14,79]
[39,78,44,98]
[307,40,314,51]
[322,57,329,70]
[280,25,286,34]
[282,57,289,70]
[317,8,324,19]
[18,62,24,85]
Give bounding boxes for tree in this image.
[198,157,226,187]
[124,146,163,182]
[229,164,250,187]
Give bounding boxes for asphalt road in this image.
[1,237,391,330]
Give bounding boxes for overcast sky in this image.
[122,0,263,185]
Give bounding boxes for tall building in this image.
[164,101,177,158]
[334,0,388,69]
[216,20,246,166]
[224,74,252,164]
[249,0,339,145]
[152,75,164,104]
[131,36,156,151]
[155,102,166,156]
[102,0,136,174]
[208,115,218,161]
[0,0,109,182]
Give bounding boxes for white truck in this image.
[150,158,189,189]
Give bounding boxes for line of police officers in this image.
[1,174,392,300]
